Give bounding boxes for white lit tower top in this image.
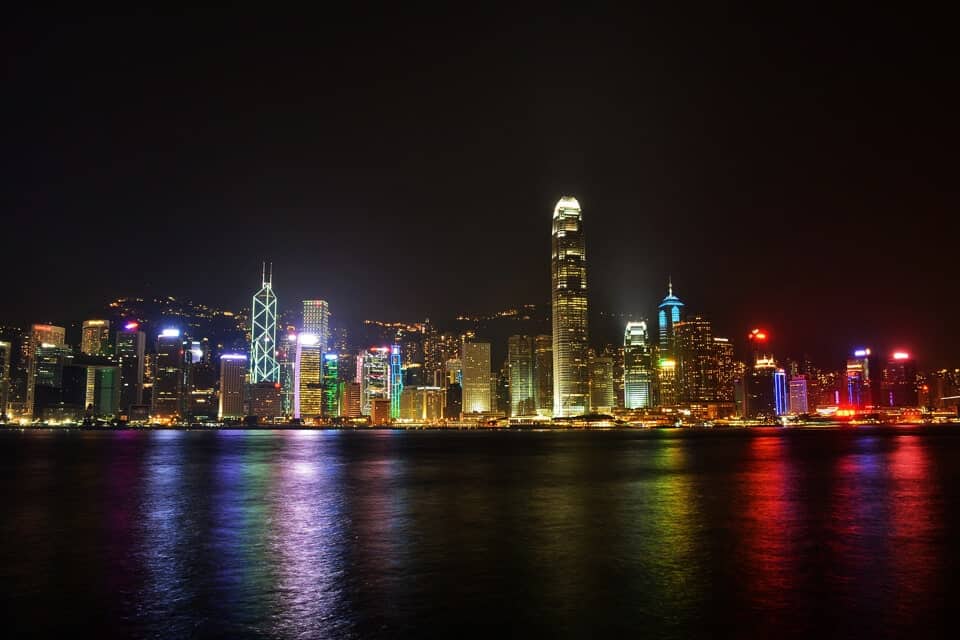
[250,262,279,383]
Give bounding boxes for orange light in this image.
[748,328,768,342]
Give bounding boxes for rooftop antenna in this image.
[668,275,673,297]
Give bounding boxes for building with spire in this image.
[250,263,279,384]
[551,196,589,417]
[657,279,684,407]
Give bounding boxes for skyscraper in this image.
[789,375,809,414]
[295,334,323,420]
[533,335,553,416]
[674,316,718,403]
[657,278,684,356]
[507,335,536,416]
[713,337,736,402]
[151,329,184,420]
[80,320,111,356]
[115,322,145,412]
[623,321,654,409]
[250,263,279,384]
[359,347,390,416]
[302,300,331,351]
[390,345,403,419]
[462,339,492,414]
[0,341,10,419]
[218,354,247,419]
[882,351,919,407]
[323,354,341,418]
[551,196,589,417]
[24,324,66,418]
[588,354,615,412]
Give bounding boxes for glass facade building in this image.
[250,264,279,384]
[551,196,589,417]
[623,321,653,409]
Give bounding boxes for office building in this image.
[323,353,341,418]
[340,382,362,418]
[295,334,324,419]
[674,316,718,402]
[623,321,653,409]
[657,279,684,357]
[302,300,331,351]
[151,329,184,420]
[115,322,146,413]
[588,354,615,412]
[250,263,279,383]
[80,320,111,356]
[359,347,390,416]
[533,335,552,416]
[882,351,919,407]
[713,337,736,402]
[789,375,809,414]
[551,196,589,416]
[219,354,246,419]
[462,339,492,414]
[24,324,66,418]
[390,345,403,419]
[508,335,536,416]
[445,382,462,420]
[0,341,11,419]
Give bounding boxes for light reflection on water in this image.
[0,427,956,638]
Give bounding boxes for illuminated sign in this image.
[160,329,180,338]
[124,321,140,331]
[299,333,319,346]
[853,348,871,357]
[221,354,247,360]
[324,353,339,360]
[892,351,910,360]
[748,328,768,342]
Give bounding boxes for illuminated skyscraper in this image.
[774,369,788,416]
[789,375,809,414]
[624,321,653,409]
[657,278,684,356]
[390,345,403,419]
[508,335,536,416]
[0,341,10,418]
[250,263,279,384]
[713,337,736,402]
[551,196,589,417]
[24,324,66,418]
[359,347,390,416]
[218,354,247,419]
[295,334,323,420]
[882,351,919,407]
[302,300,331,351]
[588,354,615,412]
[151,329,184,420]
[462,339,492,414]
[674,316,718,402]
[115,322,145,412]
[81,320,111,356]
[533,335,553,416]
[323,353,341,418]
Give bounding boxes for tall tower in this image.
[250,263,279,383]
[302,300,331,351]
[218,354,247,420]
[462,339,492,414]
[551,196,589,417]
[624,321,653,409]
[507,335,535,416]
[657,278,684,356]
[390,345,403,419]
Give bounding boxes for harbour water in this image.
[1,427,956,638]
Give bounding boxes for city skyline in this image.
[4,8,957,368]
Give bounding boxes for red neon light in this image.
[892,352,910,360]
[748,328,768,342]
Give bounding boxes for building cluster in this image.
[1,197,958,427]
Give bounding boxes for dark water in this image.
[1,428,957,638]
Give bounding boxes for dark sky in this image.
[3,7,957,366]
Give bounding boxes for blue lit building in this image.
[774,369,788,416]
[657,278,684,357]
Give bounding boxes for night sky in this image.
[3,7,957,366]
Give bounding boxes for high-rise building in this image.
[774,369,788,416]
[623,321,654,409]
[746,355,778,419]
[551,196,589,417]
[277,332,298,416]
[359,347,391,416]
[323,353,341,418]
[24,324,66,418]
[390,345,403,419]
[115,322,145,413]
[533,335,553,416]
[462,339,492,414]
[250,263,279,384]
[713,337,736,402]
[340,382,362,418]
[302,300,331,351]
[845,348,877,408]
[588,354,615,412]
[218,354,246,419]
[80,320,111,356]
[0,340,10,419]
[657,278,684,357]
[674,316,718,403]
[151,329,184,420]
[508,335,536,416]
[445,382,462,420]
[295,334,323,420]
[789,375,809,414]
[882,351,919,407]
